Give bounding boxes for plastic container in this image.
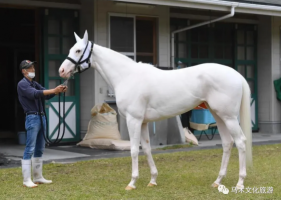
[191,109,216,124]
[17,131,26,145]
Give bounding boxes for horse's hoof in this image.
[147,183,157,187]
[125,185,135,190]
[236,184,244,190]
[23,184,38,188]
[212,183,219,188]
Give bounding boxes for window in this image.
[109,15,135,60]
[109,15,157,65]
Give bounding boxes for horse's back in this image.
[139,63,243,97]
[133,62,244,104]
[190,63,243,90]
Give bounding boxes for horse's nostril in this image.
[61,69,64,73]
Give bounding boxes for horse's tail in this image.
[240,77,253,168]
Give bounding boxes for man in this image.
[17,60,67,188]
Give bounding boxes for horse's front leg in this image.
[125,115,142,190]
[140,123,158,187]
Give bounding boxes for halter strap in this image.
[66,41,93,73]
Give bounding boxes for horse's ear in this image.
[74,32,81,42]
[83,30,88,45]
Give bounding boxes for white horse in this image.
[59,30,252,190]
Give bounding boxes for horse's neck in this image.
[91,44,134,89]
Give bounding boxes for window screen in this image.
[110,16,134,52]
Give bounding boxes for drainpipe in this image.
[171,6,236,69]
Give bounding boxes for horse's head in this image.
[59,30,92,78]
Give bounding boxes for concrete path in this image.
[1,132,281,168]
[0,145,90,161]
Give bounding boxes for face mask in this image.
[27,72,35,79]
[25,70,35,79]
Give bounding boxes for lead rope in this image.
[39,94,66,146]
[39,77,71,146]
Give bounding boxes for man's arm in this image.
[43,85,65,95]
[43,88,59,96]
[18,81,65,100]
[35,82,65,98]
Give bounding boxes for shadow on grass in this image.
[156,143,194,150]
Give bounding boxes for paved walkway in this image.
[1,132,281,168]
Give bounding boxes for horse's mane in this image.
[97,44,158,69]
[136,62,156,68]
[99,45,137,64]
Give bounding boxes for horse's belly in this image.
[143,108,168,122]
[143,100,198,123]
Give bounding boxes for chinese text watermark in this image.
[218,185,274,195]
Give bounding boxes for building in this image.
[1,0,281,144]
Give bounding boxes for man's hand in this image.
[43,85,67,96]
[54,85,65,94]
[62,86,68,93]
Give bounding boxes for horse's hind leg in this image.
[140,123,158,187]
[207,106,234,187]
[222,118,247,189]
[211,105,247,189]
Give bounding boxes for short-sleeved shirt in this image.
[17,77,55,113]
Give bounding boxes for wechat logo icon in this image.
[218,185,229,194]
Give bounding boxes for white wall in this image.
[271,17,281,117]
[258,15,272,128]
[271,16,281,132]
[258,15,281,133]
[79,0,95,136]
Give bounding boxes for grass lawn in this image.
[0,143,280,200]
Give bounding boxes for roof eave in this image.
[113,0,281,17]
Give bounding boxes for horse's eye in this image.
[76,50,81,53]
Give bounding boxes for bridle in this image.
[66,41,93,74]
